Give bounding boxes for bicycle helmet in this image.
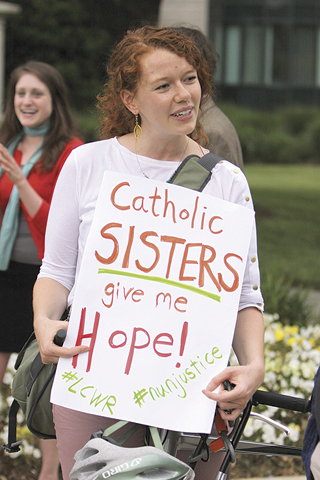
[70,437,195,480]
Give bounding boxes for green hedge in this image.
[75,104,320,164]
[218,104,320,164]
[75,108,100,144]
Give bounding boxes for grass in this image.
[244,164,320,290]
[228,166,317,477]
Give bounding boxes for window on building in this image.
[316,28,320,86]
[273,25,316,85]
[243,25,264,84]
[290,27,315,86]
[224,26,241,84]
[217,23,320,87]
[273,25,289,84]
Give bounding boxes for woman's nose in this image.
[21,93,32,104]
[174,83,191,102]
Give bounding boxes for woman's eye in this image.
[185,75,197,83]
[156,83,169,91]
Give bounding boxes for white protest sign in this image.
[51,171,254,433]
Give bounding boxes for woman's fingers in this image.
[40,344,90,365]
[0,145,25,184]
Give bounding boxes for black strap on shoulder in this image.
[168,151,223,192]
[198,152,223,171]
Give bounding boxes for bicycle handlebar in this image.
[252,390,311,413]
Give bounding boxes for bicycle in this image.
[69,389,312,480]
[162,389,311,480]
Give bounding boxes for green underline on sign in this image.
[98,268,221,302]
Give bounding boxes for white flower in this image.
[22,439,39,457]
[288,424,300,442]
[264,371,277,384]
[3,370,14,386]
[6,395,14,407]
[301,363,314,379]
[261,424,278,444]
[290,376,301,388]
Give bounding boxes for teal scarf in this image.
[23,120,50,137]
[0,123,49,270]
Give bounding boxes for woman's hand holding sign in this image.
[203,364,263,421]
[33,277,89,365]
[202,306,265,421]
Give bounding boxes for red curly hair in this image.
[97,26,212,144]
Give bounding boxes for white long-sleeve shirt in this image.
[39,137,264,311]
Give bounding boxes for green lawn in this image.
[244,164,320,290]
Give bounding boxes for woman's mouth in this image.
[172,108,193,119]
[21,110,37,115]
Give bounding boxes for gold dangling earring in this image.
[133,114,142,139]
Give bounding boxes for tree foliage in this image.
[4,0,160,109]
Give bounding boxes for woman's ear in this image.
[120,90,139,115]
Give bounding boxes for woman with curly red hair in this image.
[33,26,264,479]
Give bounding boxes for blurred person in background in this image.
[303,365,320,480]
[0,60,83,480]
[174,26,244,170]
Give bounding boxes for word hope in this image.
[72,308,189,375]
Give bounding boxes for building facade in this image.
[158,0,320,108]
[158,0,210,36]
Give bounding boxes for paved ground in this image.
[236,477,306,480]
